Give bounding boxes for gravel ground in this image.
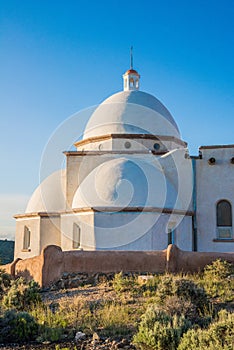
[0,337,136,349]
[40,284,120,307]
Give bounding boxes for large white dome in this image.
[83,90,180,140]
[26,170,66,213]
[72,157,179,210]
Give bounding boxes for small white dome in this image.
[83,90,180,140]
[72,157,179,210]
[26,170,66,213]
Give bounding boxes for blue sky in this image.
[1,0,234,239]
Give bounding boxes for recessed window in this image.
[167,222,176,245]
[73,223,81,249]
[168,229,173,245]
[124,141,131,149]
[216,200,232,239]
[153,143,160,150]
[208,157,216,165]
[23,226,31,250]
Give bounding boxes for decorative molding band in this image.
[14,212,61,219]
[64,150,167,156]
[62,206,193,216]
[74,133,187,148]
[15,207,194,219]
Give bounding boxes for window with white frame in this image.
[216,200,232,239]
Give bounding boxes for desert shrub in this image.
[31,302,69,341]
[178,310,234,350]
[174,278,209,314]
[141,275,162,297]
[155,275,174,301]
[202,259,234,301]
[0,309,38,342]
[158,295,195,318]
[32,297,96,337]
[33,299,133,340]
[0,269,12,298]
[36,326,65,342]
[64,298,94,332]
[3,277,41,310]
[155,276,209,318]
[133,307,191,350]
[112,272,136,293]
[204,259,234,280]
[96,302,131,336]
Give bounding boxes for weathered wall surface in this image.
[15,254,44,286]
[196,147,234,252]
[1,244,234,288]
[166,244,234,273]
[63,249,166,274]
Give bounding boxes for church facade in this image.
[14,67,234,259]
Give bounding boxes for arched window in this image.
[216,200,232,239]
[73,223,81,249]
[130,78,134,87]
[23,226,31,250]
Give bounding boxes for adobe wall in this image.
[63,249,166,274]
[1,244,234,288]
[15,254,44,286]
[166,244,234,273]
[0,260,17,275]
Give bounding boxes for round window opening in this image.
[153,143,160,150]
[125,141,131,149]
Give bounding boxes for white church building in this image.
[14,66,234,259]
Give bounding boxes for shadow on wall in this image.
[1,244,234,288]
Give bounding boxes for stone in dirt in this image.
[74,331,86,341]
[92,332,100,341]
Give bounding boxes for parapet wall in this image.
[1,244,234,288]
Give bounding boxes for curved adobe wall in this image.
[168,244,234,273]
[2,244,234,287]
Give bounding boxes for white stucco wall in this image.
[60,212,95,251]
[196,147,234,252]
[40,216,61,251]
[173,215,193,251]
[92,211,192,251]
[14,216,41,259]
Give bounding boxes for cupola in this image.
[123,47,140,91]
[123,69,140,91]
